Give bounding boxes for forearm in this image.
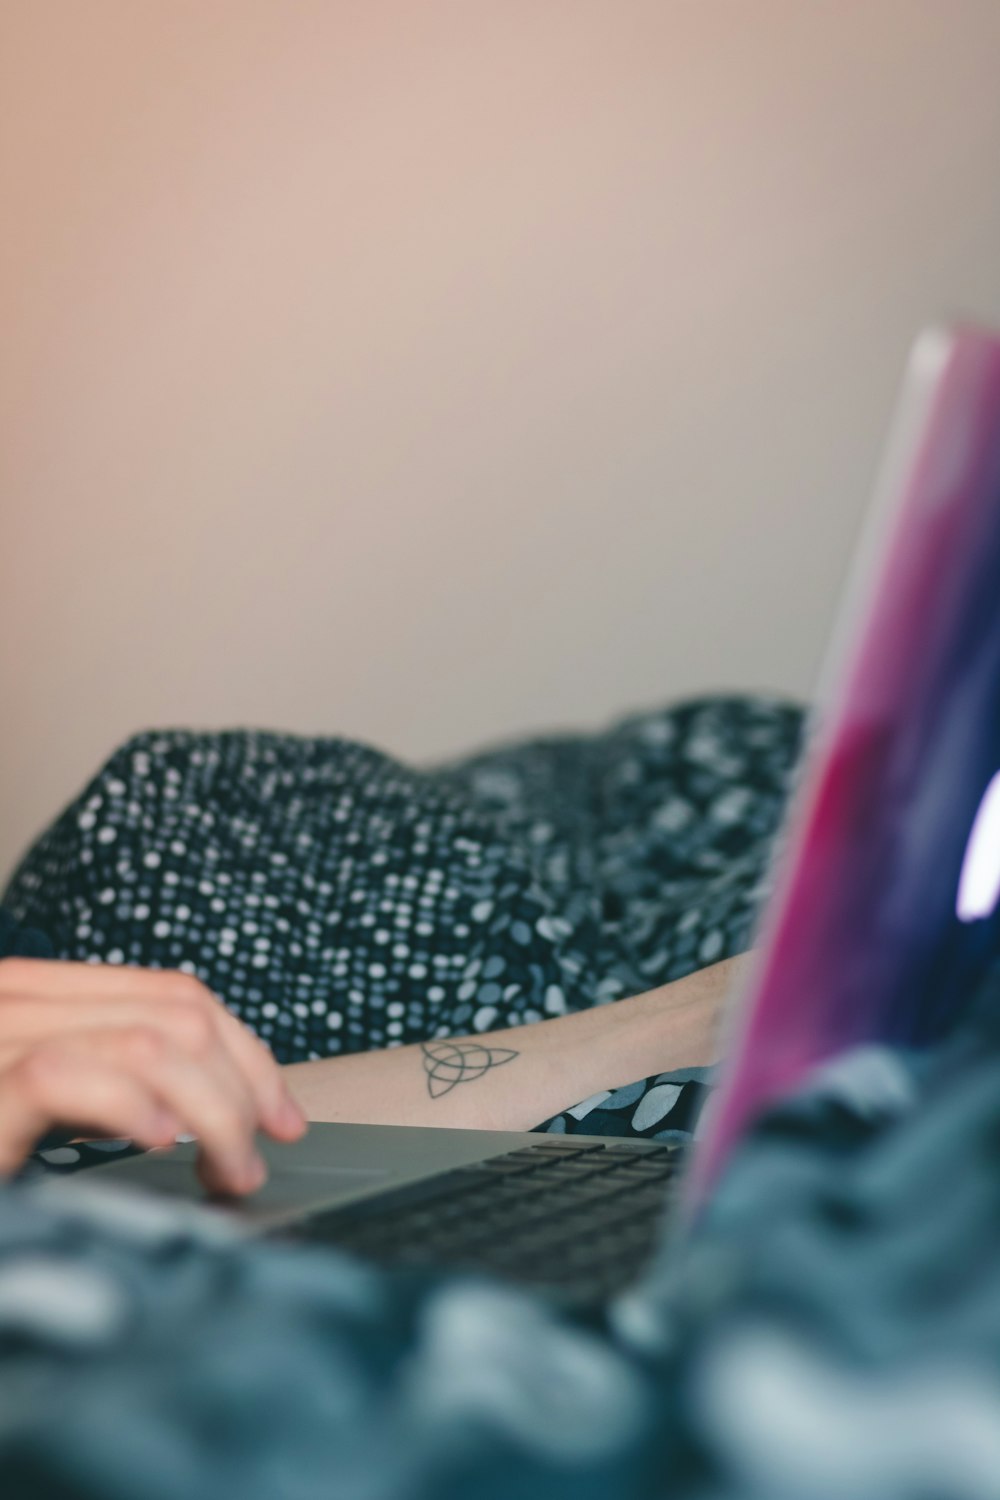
[284,955,744,1132]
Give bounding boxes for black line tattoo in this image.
[419,1039,520,1099]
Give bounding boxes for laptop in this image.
[53,322,1000,1311]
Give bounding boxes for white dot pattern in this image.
[5,699,802,1133]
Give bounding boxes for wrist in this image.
[554,958,739,1105]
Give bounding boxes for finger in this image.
[0,962,306,1141]
[201,1004,307,1141]
[0,990,304,1143]
[0,957,198,1000]
[93,1025,267,1195]
[0,997,262,1136]
[0,1045,181,1176]
[0,1021,265,1194]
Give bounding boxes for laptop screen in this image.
[687,324,1000,1210]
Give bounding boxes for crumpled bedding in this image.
[2,694,795,1165]
[2,1009,1000,1500]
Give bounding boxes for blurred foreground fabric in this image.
[2,1009,1000,1499]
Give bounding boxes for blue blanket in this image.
[1,1016,997,1500]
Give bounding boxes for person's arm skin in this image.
[0,954,741,1192]
[0,959,307,1193]
[285,955,745,1133]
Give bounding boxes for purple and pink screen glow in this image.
[687,326,1000,1210]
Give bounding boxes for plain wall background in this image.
[2,1,1000,884]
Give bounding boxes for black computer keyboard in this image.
[286,1139,684,1309]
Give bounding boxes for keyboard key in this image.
[288,1140,673,1307]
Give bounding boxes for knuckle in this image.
[162,971,212,1007]
[171,1004,216,1053]
[202,1096,254,1146]
[240,1022,275,1068]
[218,1071,257,1123]
[0,957,33,991]
[11,1046,64,1101]
[117,1025,165,1069]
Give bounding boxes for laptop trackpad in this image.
[80,1153,392,1227]
[219,1163,392,1225]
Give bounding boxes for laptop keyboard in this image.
[284,1140,683,1309]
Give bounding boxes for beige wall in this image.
[2,1,1000,883]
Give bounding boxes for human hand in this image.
[0,959,307,1194]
